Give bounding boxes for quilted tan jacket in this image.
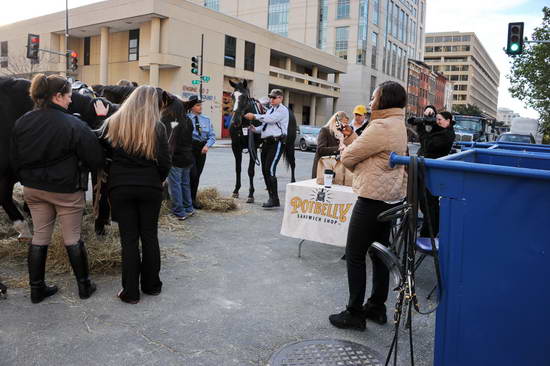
[341,107,408,201]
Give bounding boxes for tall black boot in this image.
[66,240,96,299]
[262,177,280,208]
[28,245,58,304]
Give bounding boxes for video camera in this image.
[407,116,437,126]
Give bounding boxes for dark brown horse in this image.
[229,80,296,203]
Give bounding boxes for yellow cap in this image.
[353,105,367,115]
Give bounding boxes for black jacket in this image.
[417,124,456,159]
[101,122,171,191]
[163,116,194,168]
[10,103,104,193]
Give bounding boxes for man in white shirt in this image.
[244,89,289,208]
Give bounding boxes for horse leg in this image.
[288,145,297,183]
[246,149,256,203]
[231,142,242,198]
[0,177,32,241]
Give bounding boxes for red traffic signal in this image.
[26,33,40,59]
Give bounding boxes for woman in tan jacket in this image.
[329,81,408,331]
[311,111,355,178]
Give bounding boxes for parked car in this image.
[496,133,536,144]
[295,125,321,151]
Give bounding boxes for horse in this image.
[0,76,119,238]
[228,80,297,204]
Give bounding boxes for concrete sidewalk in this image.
[0,149,436,366]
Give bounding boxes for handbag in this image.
[316,156,354,187]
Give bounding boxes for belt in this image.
[263,135,286,143]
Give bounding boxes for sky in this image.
[0,0,546,119]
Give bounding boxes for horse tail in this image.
[283,110,297,169]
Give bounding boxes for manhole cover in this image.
[267,339,384,366]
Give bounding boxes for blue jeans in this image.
[168,166,194,217]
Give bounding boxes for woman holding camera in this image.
[311,111,355,178]
[10,74,104,304]
[328,81,408,331]
[416,111,455,237]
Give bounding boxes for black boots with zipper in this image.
[28,245,58,304]
[66,240,96,299]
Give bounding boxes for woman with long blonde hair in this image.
[99,85,171,304]
[311,111,356,178]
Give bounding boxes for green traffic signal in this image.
[506,22,524,55]
[510,43,519,52]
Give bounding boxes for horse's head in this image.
[72,81,97,99]
[229,79,254,128]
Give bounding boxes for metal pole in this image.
[199,33,204,100]
[525,40,550,44]
[65,0,69,74]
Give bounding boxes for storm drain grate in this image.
[267,339,384,366]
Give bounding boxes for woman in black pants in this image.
[329,81,408,330]
[98,86,171,304]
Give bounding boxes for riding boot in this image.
[28,245,58,304]
[262,177,280,208]
[66,240,96,299]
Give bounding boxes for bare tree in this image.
[0,53,59,79]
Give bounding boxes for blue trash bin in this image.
[390,149,550,366]
[456,141,550,153]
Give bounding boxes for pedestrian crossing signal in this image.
[506,22,524,55]
[26,34,40,59]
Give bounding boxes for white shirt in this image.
[254,104,289,139]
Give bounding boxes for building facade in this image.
[406,59,447,117]
[497,107,520,127]
[424,31,500,119]
[0,0,346,137]
[191,0,427,122]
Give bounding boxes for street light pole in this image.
[199,33,204,100]
[65,0,69,75]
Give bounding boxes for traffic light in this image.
[191,56,199,75]
[26,34,40,59]
[506,22,524,55]
[70,51,78,71]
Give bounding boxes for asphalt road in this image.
[0,146,436,366]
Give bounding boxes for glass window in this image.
[426,36,434,43]
[373,0,380,25]
[268,0,289,37]
[244,41,255,72]
[371,32,378,69]
[443,36,453,42]
[318,0,328,49]
[335,27,349,60]
[356,0,369,65]
[336,0,350,19]
[128,29,139,61]
[462,35,471,41]
[434,36,443,42]
[460,74,468,81]
[399,10,405,42]
[393,3,399,38]
[84,37,90,66]
[0,41,7,68]
[224,35,236,67]
[204,0,219,11]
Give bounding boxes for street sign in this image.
[192,80,201,85]
[201,76,211,82]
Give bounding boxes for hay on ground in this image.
[196,188,238,212]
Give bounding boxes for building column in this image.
[285,57,292,71]
[149,17,161,86]
[334,72,340,84]
[309,95,317,125]
[312,65,318,78]
[58,34,66,76]
[284,89,290,106]
[332,97,339,114]
[100,27,109,85]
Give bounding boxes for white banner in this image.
[281,179,357,247]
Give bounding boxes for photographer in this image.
[412,109,456,237]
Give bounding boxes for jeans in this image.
[346,197,398,312]
[168,166,194,217]
[110,186,163,301]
